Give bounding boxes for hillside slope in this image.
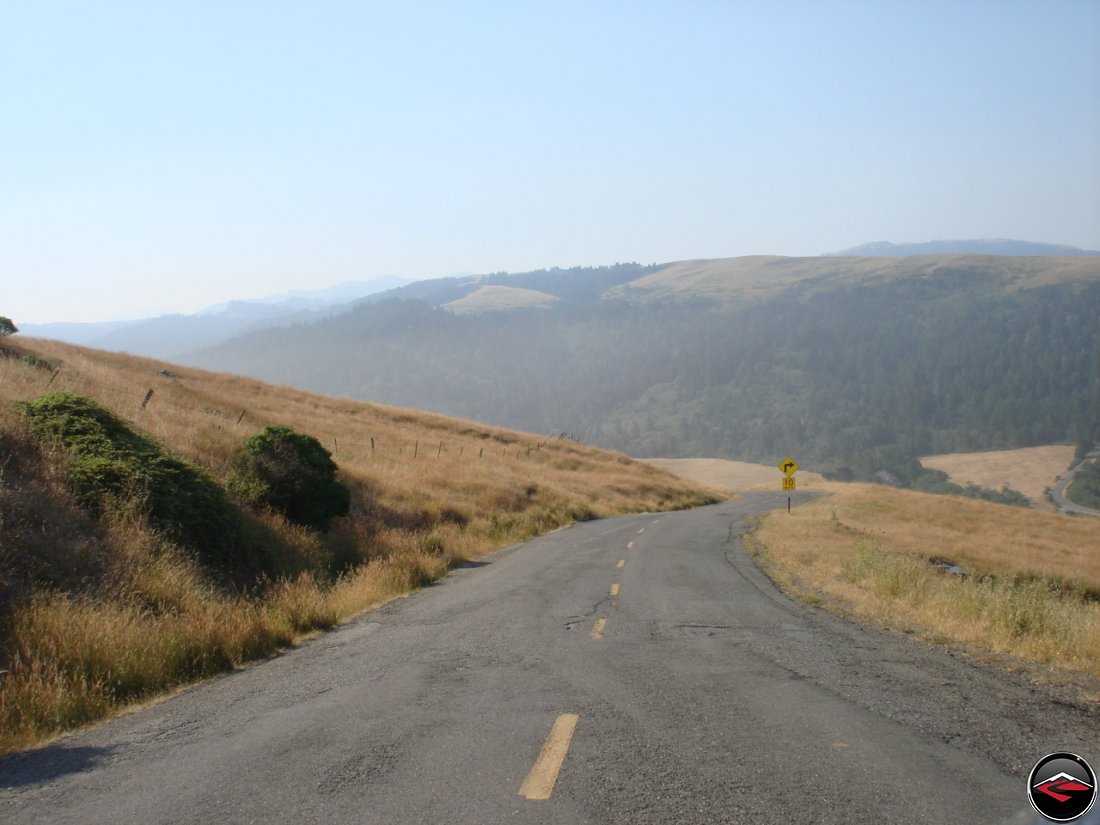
[183,255,1100,484]
[0,338,717,752]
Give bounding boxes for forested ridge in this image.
[185,259,1100,486]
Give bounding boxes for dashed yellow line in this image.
[589,618,606,640]
[626,540,635,550]
[616,558,625,569]
[519,713,580,800]
[637,528,645,535]
[609,583,620,597]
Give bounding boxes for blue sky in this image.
[3,1,1099,323]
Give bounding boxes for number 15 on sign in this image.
[782,476,796,491]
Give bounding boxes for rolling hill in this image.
[179,254,1100,488]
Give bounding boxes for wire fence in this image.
[14,358,586,467]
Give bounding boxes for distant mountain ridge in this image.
[824,239,1100,257]
[22,276,412,359]
[197,277,413,315]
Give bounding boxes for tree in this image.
[0,317,17,336]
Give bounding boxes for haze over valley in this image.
[165,249,1099,502]
[3,3,1099,821]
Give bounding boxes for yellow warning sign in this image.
[778,456,799,477]
[782,476,797,491]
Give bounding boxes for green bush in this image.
[228,426,350,530]
[18,392,240,567]
[1067,461,1100,510]
[21,354,55,371]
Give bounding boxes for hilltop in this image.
[823,239,1100,257]
[0,337,717,752]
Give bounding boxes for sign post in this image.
[779,456,799,514]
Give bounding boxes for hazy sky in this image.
[4,1,1099,323]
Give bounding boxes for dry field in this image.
[643,457,825,493]
[443,284,558,314]
[921,445,1075,511]
[749,484,1100,687]
[0,337,718,752]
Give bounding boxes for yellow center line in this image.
[626,540,635,550]
[519,713,580,800]
[637,528,645,534]
[609,583,620,596]
[589,618,606,640]
[616,559,625,568]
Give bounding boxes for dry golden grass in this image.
[2,337,713,527]
[0,337,719,752]
[442,285,558,314]
[610,255,1100,302]
[921,445,1075,511]
[643,457,825,493]
[750,484,1100,681]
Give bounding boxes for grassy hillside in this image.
[920,445,1075,511]
[0,338,718,753]
[610,254,1100,302]
[749,485,1100,687]
[442,284,559,314]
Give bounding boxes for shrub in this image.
[21,354,55,371]
[228,425,350,530]
[18,392,240,568]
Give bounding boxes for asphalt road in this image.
[2,492,1097,824]
[1051,449,1100,516]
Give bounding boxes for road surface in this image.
[1051,448,1100,516]
[2,492,1096,824]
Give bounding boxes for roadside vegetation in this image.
[0,338,719,754]
[1066,460,1100,510]
[748,485,1100,684]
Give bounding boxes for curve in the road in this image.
[1,493,1096,824]
[1051,448,1100,516]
